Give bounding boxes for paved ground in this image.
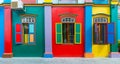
[0,57,120,64]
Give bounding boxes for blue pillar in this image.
[0,7,4,57]
[85,5,92,57]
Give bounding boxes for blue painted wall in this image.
[118,20,120,40]
[4,0,11,3]
[85,6,92,53]
[93,0,108,4]
[0,7,4,57]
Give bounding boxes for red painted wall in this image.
[21,0,36,4]
[52,6,85,57]
[4,6,12,53]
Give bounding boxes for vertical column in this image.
[85,5,93,58]
[44,6,53,58]
[3,6,12,58]
[110,5,119,58]
[0,7,4,57]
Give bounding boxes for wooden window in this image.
[93,17,115,44]
[62,23,74,44]
[93,23,107,44]
[56,18,81,44]
[93,17,107,44]
[22,16,35,45]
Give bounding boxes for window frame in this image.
[61,17,76,23]
[21,16,36,45]
[56,22,81,44]
[62,23,75,44]
[93,17,108,23]
[93,16,109,44]
[93,23,108,44]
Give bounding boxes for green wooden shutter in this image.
[56,23,62,44]
[75,23,81,44]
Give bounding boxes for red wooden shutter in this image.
[16,24,22,44]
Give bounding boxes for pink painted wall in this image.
[21,0,36,4]
[85,0,92,3]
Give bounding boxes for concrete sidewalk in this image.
[0,57,120,64]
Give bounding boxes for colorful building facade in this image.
[0,0,119,58]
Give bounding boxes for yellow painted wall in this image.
[92,6,110,57]
[44,0,52,3]
[92,45,110,57]
[111,0,118,4]
[92,6,110,15]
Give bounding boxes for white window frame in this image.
[61,17,75,23]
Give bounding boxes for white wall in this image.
[0,0,3,4]
[78,0,84,4]
[53,0,84,4]
[53,0,58,4]
[11,0,18,2]
[37,0,44,4]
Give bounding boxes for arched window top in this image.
[93,13,109,23]
[59,13,77,23]
[94,17,108,23]
[92,13,109,18]
[61,17,75,23]
[21,16,35,23]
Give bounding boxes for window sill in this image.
[93,43,109,45]
[56,43,80,45]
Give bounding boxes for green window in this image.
[56,23,81,44]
